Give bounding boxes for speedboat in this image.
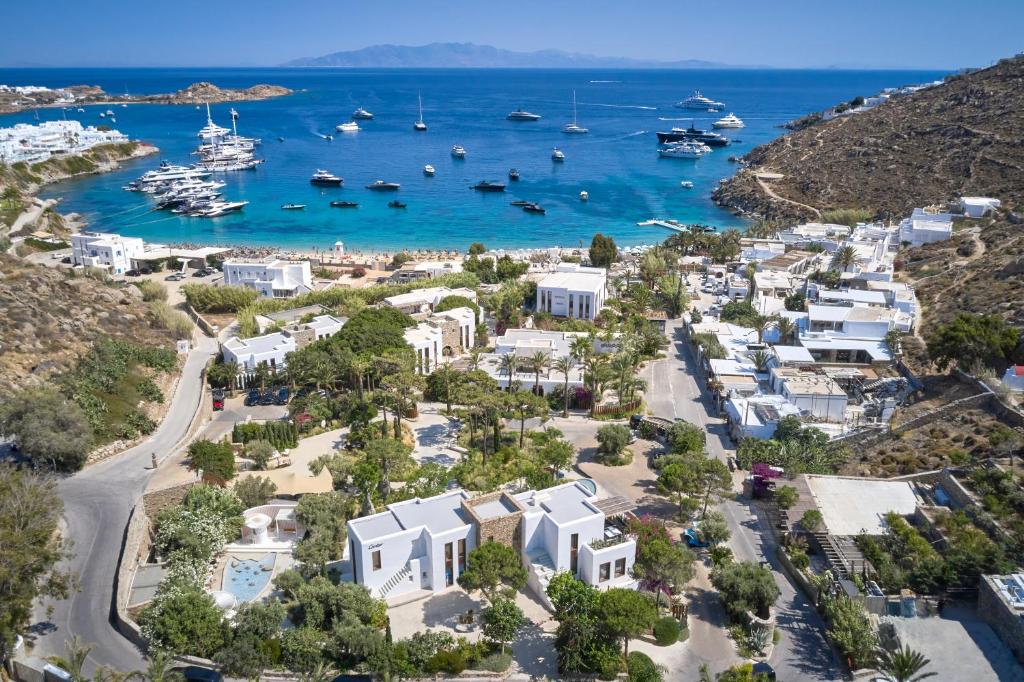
[680,180,694,188]
[336,122,359,132]
[551,148,565,162]
[658,142,711,159]
[580,191,589,201]
[507,109,541,121]
[352,107,374,120]
[105,109,115,116]
[656,125,729,147]
[366,180,401,191]
[675,90,725,111]
[424,164,435,176]
[310,169,343,186]
[77,108,85,113]
[197,200,248,217]
[414,93,427,131]
[325,134,334,140]
[473,181,506,192]
[388,200,407,209]
[451,145,466,158]
[508,168,520,181]
[281,204,306,210]
[562,90,588,134]
[712,113,745,129]
[522,203,546,214]
[278,136,285,142]
[330,201,359,208]
[510,200,532,206]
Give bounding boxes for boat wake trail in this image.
[589,80,621,84]
[583,102,657,110]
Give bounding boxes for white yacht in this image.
[423,164,435,176]
[139,163,210,184]
[675,90,725,111]
[197,103,230,141]
[414,93,427,131]
[658,141,711,159]
[712,113,745,129]
[352,107,374,120]
[551,147,566,162]
[336,122,360,133]
[507,108,541,121]
[198,200,249,217]
[680,180,694,188]
[451,144,466,158]
[579,190,589,201]
[562,90,588,134]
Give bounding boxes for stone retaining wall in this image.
[113,503,151,651]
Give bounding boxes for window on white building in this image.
[372,550,381,571]
[599,562,610,582]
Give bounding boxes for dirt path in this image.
[753,172,823,220]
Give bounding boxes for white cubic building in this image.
[347,481,637,606]
[222,332,296,373]
[959,197,1000,218]
[382,287,477,315]
[71,232,145,274]
[0,120,129,164]
[769,367,849,423]
[898,208,954,247]
[536,263,607,321]
[222,258,313,298]
[405,322,444,375]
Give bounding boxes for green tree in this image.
[711,561,780,622]
[140,651,183,682]
[589,233,618,268]
[457,541,528,604]
[187,439,235,483]
[434,294,481,321]
[232,599,286,641]
[666,422,705,455]
[233,475,278,508]
[774,485,799,510]
[800,509,823,533]
[365,437,414,501]
[783,292,806,312]
[245,439,276,470]
[468,242,487,256]
[334,307,415,357]
[511,391,549,448]
[213,636,270,680]
[596,423,631,461]
[280,626,326,672]
[627,651,665,682]
[139,588,227,657]
[527,351,550,394]
[46,636,93,682]
[831,245,858,272]
[598,588,657,656]
[875,644,937,682]
[926,312,1018,372]
[481,598,525,654]
[657,273,690,318]
[632,537,695,607]
[0,386,92,471]
[700,510,731,546]
[552,356,576,417]
[499,353,517,391]
[823,594,877,669]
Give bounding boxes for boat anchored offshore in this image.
[580,190,589,201]
[366,180,401,191]
[508,168,520,181]
[522,202,546,214]
[712,113,745,129]
[680,180,694,188]
[388,200,407,208]
[310,169,343,186]
[659,141,712,159]
[281,204,305,210]
[336,122,359,133]
[330,201,359,208]
[423,164,435,176]
[352,107,374,120]
[414,93,427,131]
[551,148,565,162]
[656,124,729,147]
[562,90,588,134]
[507,108,541,121]
[473,181,506,192]
[451,145,466,158]
[675,90,725,111]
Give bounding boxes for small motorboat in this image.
[680,180,694,189]
[366,180,400,191]
[579,191,589,201]
[310,169,343,186]
[424,165,435,176]
[76,108,85,113]
[523,203,546,214]
[336,122,359,133]
[473,181,506,192]
[510,200,532,206]
[330,201,359,208]
[551,148,565,162]
[278,136,285,142]
[388,200,407,209]
[451,144,466,158]
[508,168,520,181]
[281,204,306,210]
[324,134,333,141]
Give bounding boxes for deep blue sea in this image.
[0,68,946,252]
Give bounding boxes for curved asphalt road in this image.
[30,336,218,674]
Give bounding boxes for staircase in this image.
[375,563,411,599]
[527,550,557,594]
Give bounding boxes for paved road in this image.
[29,335,218,674]
[640,318,844,681]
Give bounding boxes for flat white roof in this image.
[804,475,918,536]
[808,305,850,323]
[223,332,293,355]
[537,268,606,292]
[515,481,599,524]
[389,491,472,535]
[709,359,757,377]
[773,345,815,363]
[819,289,887,306]
[798,335,891,361]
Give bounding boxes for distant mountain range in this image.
[283,42,746,69]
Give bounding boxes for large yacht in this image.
[352,107,374,120]
[507,108,541,121]
[366,180,401,191]
[472,181,506,192]
[658,141,712,159]
[197,103,230,141]
[656,124,729,147]
[336,122,360,133]
[451,144,466,158]
[310,169,343,186]
[712,113,745,129]
[138,163,211,185]
[562,90,588,134]
[675,90,725,111]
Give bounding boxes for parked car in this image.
[751,662,776,680]
[165,272,186,281]
[125,269,142,277]
[274,387,290,405]
[684,527,709,549]
[244,388,260,406]
[211,388,225,411]
[61,256,72,264]
[259,389,276,406]
[173,667,222,682]
[192,268,213,277]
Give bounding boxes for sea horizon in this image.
[1,67,948,252]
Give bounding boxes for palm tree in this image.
[750,349,771,372]
[302,661,338,682]
[528,351,550,394]
[583,355,609,415]
[874,645,937,682]
[499,354,516,390]
[140,651,182,682]
[468,347,482,371]
[570,334,593,363]
[47,636,93,682]
[775,316,796,344]
[610,353,637,407]
[551,356,576,417]
[750,314,778,344]
[832,245,858,272]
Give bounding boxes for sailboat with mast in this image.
[414,92,427,131]
[562,90,588,134]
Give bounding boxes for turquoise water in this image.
[1,68,946,251]
[223,553,275,603]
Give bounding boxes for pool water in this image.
[223,553,276,603]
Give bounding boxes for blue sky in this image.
[1,0,1020,69]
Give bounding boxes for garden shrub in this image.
[653,615,681,646]
[627,651,662,682]
[425,649,467,674]
[477,650,513,672]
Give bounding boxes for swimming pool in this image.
[222,553,276,603]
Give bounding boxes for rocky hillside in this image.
[0,82,292,114]
[713,55,1024,222]
[151,82,292,104]
[0,256,176,391]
